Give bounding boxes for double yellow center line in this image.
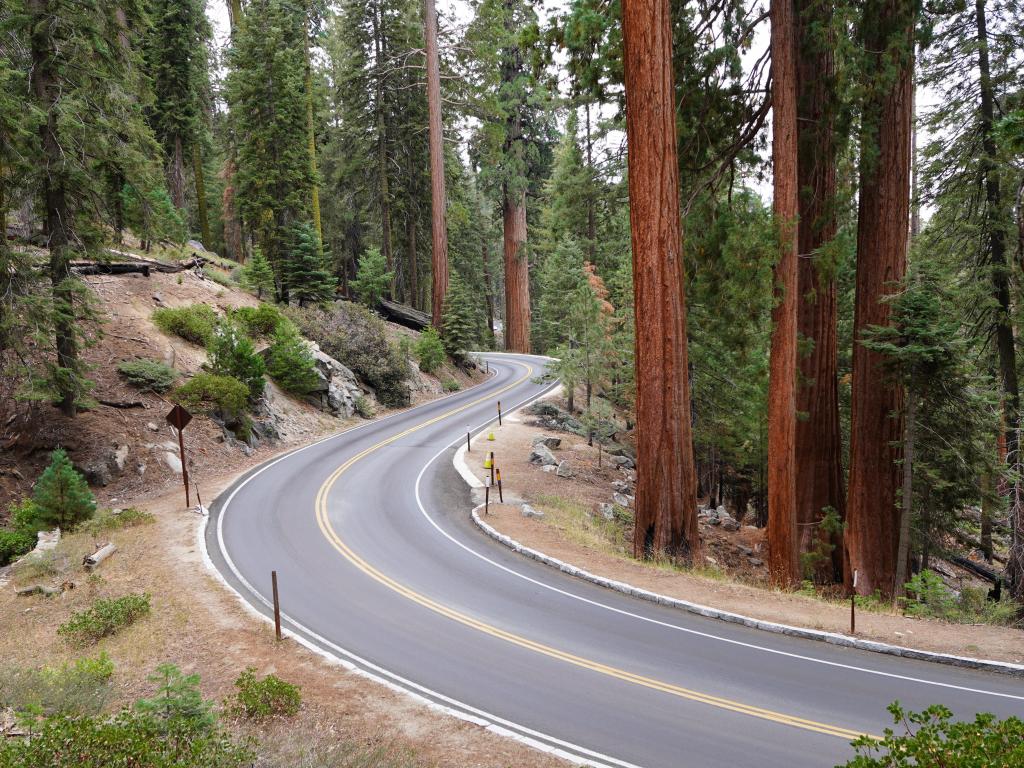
[313,362,871,743]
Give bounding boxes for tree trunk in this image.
[767,0,801,587]
[193,144,211,248]
[424,0,448,328]
[502,189,531,352]
[976,0,1022,600]
[304,17,323,254]
[372,3,393,297]
[483,239,495,342]
[170,133,186,211]
[584,102,596,263]
[222,159,244,263]
[228,0,243,36]
[794,0,845,584]
[893,390,915,600]
[847,0,913,598]
[407,210,418,310]
[621,0,701,563]
[30,0,77,417]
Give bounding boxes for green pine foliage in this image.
[239,248,276,300]
[135,663,215,731]
[116,359,178,393]
[172,373,249,420]
[266,322,320,395]
[32,449,96,532]
[151,304,218,346]
[206,321,266,402]
[414,327,446,374]
[441,278,482,361]
[350,247,394,309]
[534,236,587,354]
[286,222,336,306]
[232,303,286,337]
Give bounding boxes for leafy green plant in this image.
[415,327,446,373]
[265,322,319,395]
[32,448,96,531]
[58,593,151,645]
[349,246,393,308]
[226,667,301,719]
[799,507,844,583]
[203,265,235,287]
[0,529,35,566]
[135,663,215,731]
[232,303,286,337]
[903,570,959,620]
[207,320,266,401]
[151,304,218,346]
[116,358,177,393]
[354,395,374,418]
[842,702,1024,767]
[0,653,114,719]
[442,378,460,392]
[172,373,249,420]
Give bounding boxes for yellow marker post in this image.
[487,431,495,441]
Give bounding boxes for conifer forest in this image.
[2,1,1024,763]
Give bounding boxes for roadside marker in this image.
[850,570,858,635]
[484,475,491,515]
[272,570,282,641]
[496,467,503,503]
[497,400,502,426]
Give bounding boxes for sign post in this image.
[497,400,502,427]
[850,569,858,635]
[166,404,193,508]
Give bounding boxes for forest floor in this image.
[471,399,1024,665]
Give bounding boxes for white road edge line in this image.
[200,358,642,768]
[427,371,1024,697]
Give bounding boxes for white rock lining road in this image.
[206,353,1024,768]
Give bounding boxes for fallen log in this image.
[84,543,116,570]
[98,399,146,409]
[72,262,150,276]
[16,584,63,597]
[377,299,431,330]
[950,555,1001,584]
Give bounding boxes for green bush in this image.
[349,246,393,308]
[207,321,266,401]
[843,702,1024,767]
[266,323,320,395]
[903,570,1019,625]
[151,304,218,346]
[0,529,35,566]
[80,507,154,536]
[415,327,446,374]
[172,373,249,420]
[32,449,96,531]
[442,378,460,392]
[135,663,215,730]
[354,395,374,418]
[287,303,410,407]
[233,303,286,337]
[227,667,301,719]
[0,653,114,719]
[116,358,177,393]
[203,265,235,287]
[58,593,151,645]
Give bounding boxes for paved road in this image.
[208,353,1023,768]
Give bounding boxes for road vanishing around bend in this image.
[207,353,1024,768]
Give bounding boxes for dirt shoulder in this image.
[468,411,1024,665]
[1,433,566,767]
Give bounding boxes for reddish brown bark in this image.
[170,134,186,211]
[221,158,244,263]
[847,0,913,597]
[424,0,448,328]
[767,0,801,587]
[794,0,845,583]
[502,190,531,352]
[621,0,701,563]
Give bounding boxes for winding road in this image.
[206,353,1023,768]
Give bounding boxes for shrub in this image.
[135,663,215,730]
[207,321,266,401]
[58,593,151,645]
[903,570,1020,625]
[116,358,177,393]
[415,327,446,374]
[0,653,114,719]
[227,667,301,719]
[151,304,217,346]
[349,246,393,308]
[0,529,35,566]
[172,373,249,420]
[239,248,275,300]
[843,702,1024,767]
[266,323,320,395]
[233,303,286,337]
[0,709,252,768]
[287,303,410,407]
[203,265,235,287]
[80,507,154,536]
[354,395,374,418]
[32,449,96,531]
[442,378,460,392]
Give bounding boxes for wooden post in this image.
[598,443,602,468]
[496,467,503,503]
[498,401,502,426]
[272,570,282,641]
[467,429,471,453]
[177,427,190,509]
[850,569,858,635]
[489,452,495,485]
[485,481,490,515]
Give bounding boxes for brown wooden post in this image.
[272,570,282,641]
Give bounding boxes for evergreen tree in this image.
[226,0,313,300]
[441,276,482,360]
[285,222,336,306]
[350,247,394,308]
[266,323,320,395]
[240,249,276,300]
[32,448,96,531]
[534,235,586,354]
[207,321,266,402]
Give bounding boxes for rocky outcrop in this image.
[301,342,364,419]
[528,443,558,467]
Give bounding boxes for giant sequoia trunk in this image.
[193,144,211,248]
[621,0,701,563]
[847,0,913,597]
[794,0,845,583]
[502,190,531,352]
[767,0,801,587]
[224,0,244,262]
[372,3,394,296]
[424,0,448,328]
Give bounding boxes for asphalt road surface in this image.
[208,353,1024,768]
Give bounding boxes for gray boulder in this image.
[529,443,558,466]
[521,504,545,519]
[598,503,615,521]
[298,341,363,418]
[556,460,573,478]
[612,492,630,507]
[531,434,562,449]
[609,454,635,469]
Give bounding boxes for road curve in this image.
[207,353,1023,768]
